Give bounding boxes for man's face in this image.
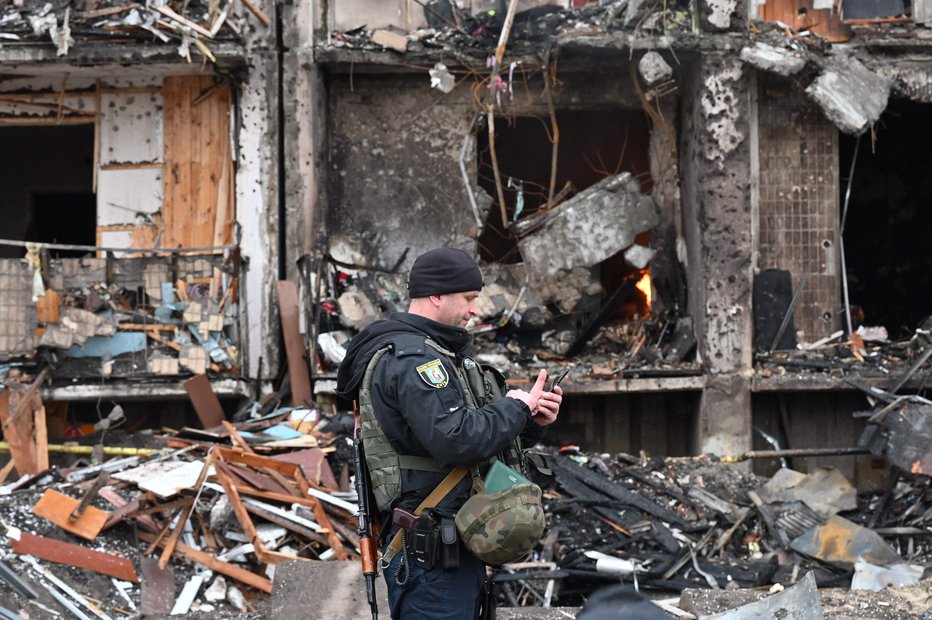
[434,291,480,328]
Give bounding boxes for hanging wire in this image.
[839,134,861,336]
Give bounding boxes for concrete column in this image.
[680,54,754,457]
[283,0,326,282]
[236,2,281,384]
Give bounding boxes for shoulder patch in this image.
[416,359,449,388]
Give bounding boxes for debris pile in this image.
[0,251,240,382]
[491,447,932,609]
[0,0,266,60]
[0,394,928,616]
[755,316,932,390]
[0,402,362,617]
[314,172,698,385]
[326,0,697,59]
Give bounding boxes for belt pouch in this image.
[410,513,439,570]
[439,516,459,569]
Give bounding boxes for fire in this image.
[635,272,652,309]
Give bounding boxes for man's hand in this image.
[507,369,562,426]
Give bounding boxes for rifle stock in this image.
[354,403,380,620]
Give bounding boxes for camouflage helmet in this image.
[455,483,545,565]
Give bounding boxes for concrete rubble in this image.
[517,173,660,281]
[805,57,894,136]
[0,405,926,617]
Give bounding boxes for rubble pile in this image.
[0,0,259,60]
[319,255,699,382]
[491,447,932,609]
[756,317,932,383]
[0,404,359,617]
[1,251,240,382]
[327,0,697,58]
[0,401,927,617]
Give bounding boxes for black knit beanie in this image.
[407,248,484,298]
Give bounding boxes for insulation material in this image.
[99,89,163,164]
[96,167,163,226]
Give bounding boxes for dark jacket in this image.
[336,312,536,515]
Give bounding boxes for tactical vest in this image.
[358,336,510,512]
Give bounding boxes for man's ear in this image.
[429,294,443,308]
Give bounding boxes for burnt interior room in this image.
[752,392,881,490]
[839,99,932,338]
[0,124,96,258]
[476,109,655,321]
[544,392,699,456]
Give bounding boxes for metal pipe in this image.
[0,442,160,456]
[720,447,869,463]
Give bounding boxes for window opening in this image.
[476,109,654,321]
[0,124,96,258]
[839,100,932,337]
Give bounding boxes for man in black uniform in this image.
[336,247,562,619]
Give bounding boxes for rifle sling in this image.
[381,466,469,566]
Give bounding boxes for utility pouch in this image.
[410,513,439,570]
[439,515,460,569]
[407,509,460,571]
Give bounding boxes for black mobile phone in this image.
[549,367,570,392]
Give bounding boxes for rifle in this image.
[353,403,380,620]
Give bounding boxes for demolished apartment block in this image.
[1,0,930,507]
[301,0,932,489]
[0,0,290,425]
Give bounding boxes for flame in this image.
[635,272,652,309]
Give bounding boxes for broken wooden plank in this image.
[70,472,110,522]
[100,491,161,535]
[32,489,110,541]
[150,4,214,38]
[185,374,226,428]
[219,461,290,495]
[0,371,49,476]
[33,405,48,472]
[10,530,138,582]
[240,0,271,26]
[277,281,313,407]
[138,531,273,593]
[272,448,339,490]
[222,420,256,453]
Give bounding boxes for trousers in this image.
[382,540,486,619]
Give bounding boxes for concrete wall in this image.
[326,74,478,270]
[680,54,754,457]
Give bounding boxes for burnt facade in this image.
[299,0,932,487]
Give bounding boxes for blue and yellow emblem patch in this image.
[416,359,449,388]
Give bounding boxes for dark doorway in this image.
[839,100,932,337]
[0,124,96,258]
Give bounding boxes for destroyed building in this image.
[298,0,932,495]
[0,0,931,614]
